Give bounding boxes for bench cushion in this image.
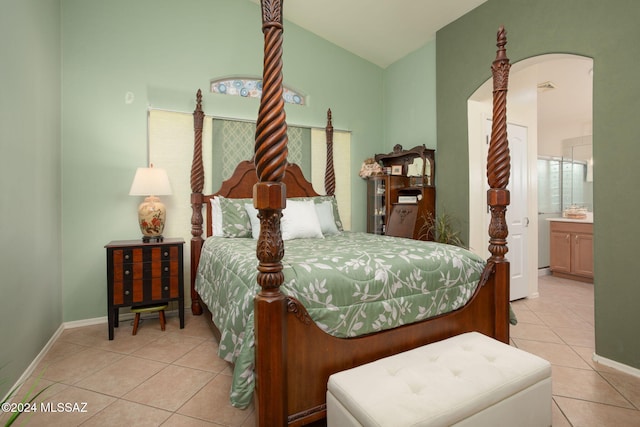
[327,332,551,427]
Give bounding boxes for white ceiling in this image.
[249,0,487,68]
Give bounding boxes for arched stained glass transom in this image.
[210,77,305,105]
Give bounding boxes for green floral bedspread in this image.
[195,232,486,408]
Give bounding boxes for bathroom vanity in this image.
[548,216,593,282]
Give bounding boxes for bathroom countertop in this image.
[546,212,593,224]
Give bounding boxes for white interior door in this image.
[486,120,529,300]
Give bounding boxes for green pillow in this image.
[218,196,252,238]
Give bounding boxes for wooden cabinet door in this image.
[573,233,594,277]
[550,231,571,274]
[366,177,386,234]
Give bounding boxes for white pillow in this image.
[281,200,324,240]
[244,200,324,240]
[244,203,261,239]
[211,196,223,237]
[315,200,339,235]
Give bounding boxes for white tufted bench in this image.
[327,332,551,427]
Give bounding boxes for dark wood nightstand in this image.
[105,238,185,340]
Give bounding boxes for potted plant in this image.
[418,211,466,247]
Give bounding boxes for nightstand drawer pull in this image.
[164,286,169,291]
[163,251,169,257]
[125,290,130,295]
[164,266,169,272]
[124,254,130,260]
[125,270,131,275]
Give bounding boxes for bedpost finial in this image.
[196,89,202,110]
[495,26,508,62]
[492,26,510,94]
[497,25,506,45]
[325,108,335,197]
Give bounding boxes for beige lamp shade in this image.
[129,166,172,242]
[129,166,172,196]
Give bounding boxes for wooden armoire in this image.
[366,145,435,240]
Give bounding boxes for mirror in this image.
[562,136,593,211]
[407,157,424,177]
[407,157,432,186]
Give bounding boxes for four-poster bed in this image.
[188,2,512,426]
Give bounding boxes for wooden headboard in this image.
[201,160,321,238]
[211,161,320,200]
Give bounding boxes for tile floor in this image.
[2,310,255,427]
[3,274,640,426]
[511,274,640,426]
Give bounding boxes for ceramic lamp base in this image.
[138,196,166,241]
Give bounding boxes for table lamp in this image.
[129,164,172,242]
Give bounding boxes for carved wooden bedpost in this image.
[324,109,335,196]
[487,26,511,343]
[190,89,205,315]
[254,0,288,425]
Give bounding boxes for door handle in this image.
[524,217,530,227]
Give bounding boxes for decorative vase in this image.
[138,196,166,242]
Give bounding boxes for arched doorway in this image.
[467,54,593,300]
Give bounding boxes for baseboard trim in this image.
[3,309,182,402]
[1,323,65,403]
[64,308,181,329]
[63,316,108,328]
[592,353,640,378]
[538,267,551,276]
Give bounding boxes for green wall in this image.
[0,0,62,397]
[436,0,640,369]
[61,0,384,322]
[383,41,438,152]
